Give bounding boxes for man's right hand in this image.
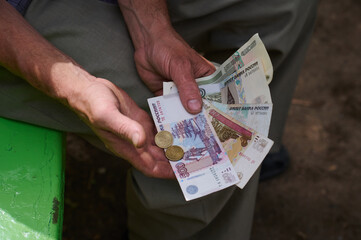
[69,77,175,179]
[0,2,174,179]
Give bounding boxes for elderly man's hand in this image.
[71,77,175,179]
[119,0,215,114]
[134,29,215,114]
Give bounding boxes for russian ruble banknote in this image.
[163,33,272,96]
[163,33,273,99]
[163,59,272,105]
[163,33,272,104]
[163,59,273,134]
[217,59,272,104]
[163,81,221,101]
[210,102,272,137]
[196,33,273,85]
[203,100,273,188]
[148,94,240,201]
[148,33,274,199]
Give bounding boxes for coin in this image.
[155,131,173,149]
[165,145,184,161]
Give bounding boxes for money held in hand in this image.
[148,94,239,201]
[203,100,273,188]
[155,130,174,149]
[149,34,274,201]
[165,145,184,161]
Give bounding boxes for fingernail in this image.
[132,133,140,147]
[188,99,202,112]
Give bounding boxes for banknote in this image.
[163,81,223,102]
[203,101,273,188]
[147,93,240,201]
[196,33,273,85]
[162,33,273,98]
[163,81,222,100]
[210,102,273,136]
[218,59,272,104]
[163,60,272,105]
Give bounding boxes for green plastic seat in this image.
[0,117,65,240]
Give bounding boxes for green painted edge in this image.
[0,117,65,240]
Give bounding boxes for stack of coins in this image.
[155,131,184,161]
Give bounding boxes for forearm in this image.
[0,1,94,107]
[117,0,175,49]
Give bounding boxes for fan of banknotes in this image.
[148,34,274,201]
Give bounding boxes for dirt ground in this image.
[62,0,361,239]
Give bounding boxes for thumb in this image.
[105,111,147,148]
[171,59,203,114]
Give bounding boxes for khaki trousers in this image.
[0,0,318,239]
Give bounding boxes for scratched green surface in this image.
[0,117,65,240]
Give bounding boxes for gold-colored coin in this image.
[165,145,184,161]
[155,131,173,149]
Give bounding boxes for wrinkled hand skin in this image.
[74,78,175,179]
[134,29,216,114]
[0,0,213,179]
[118,0,216,114]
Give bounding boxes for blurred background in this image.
[62,0,361,239]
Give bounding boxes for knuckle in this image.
[170,58,192,77]
[116,123,132,139]
[88,105,110,125]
